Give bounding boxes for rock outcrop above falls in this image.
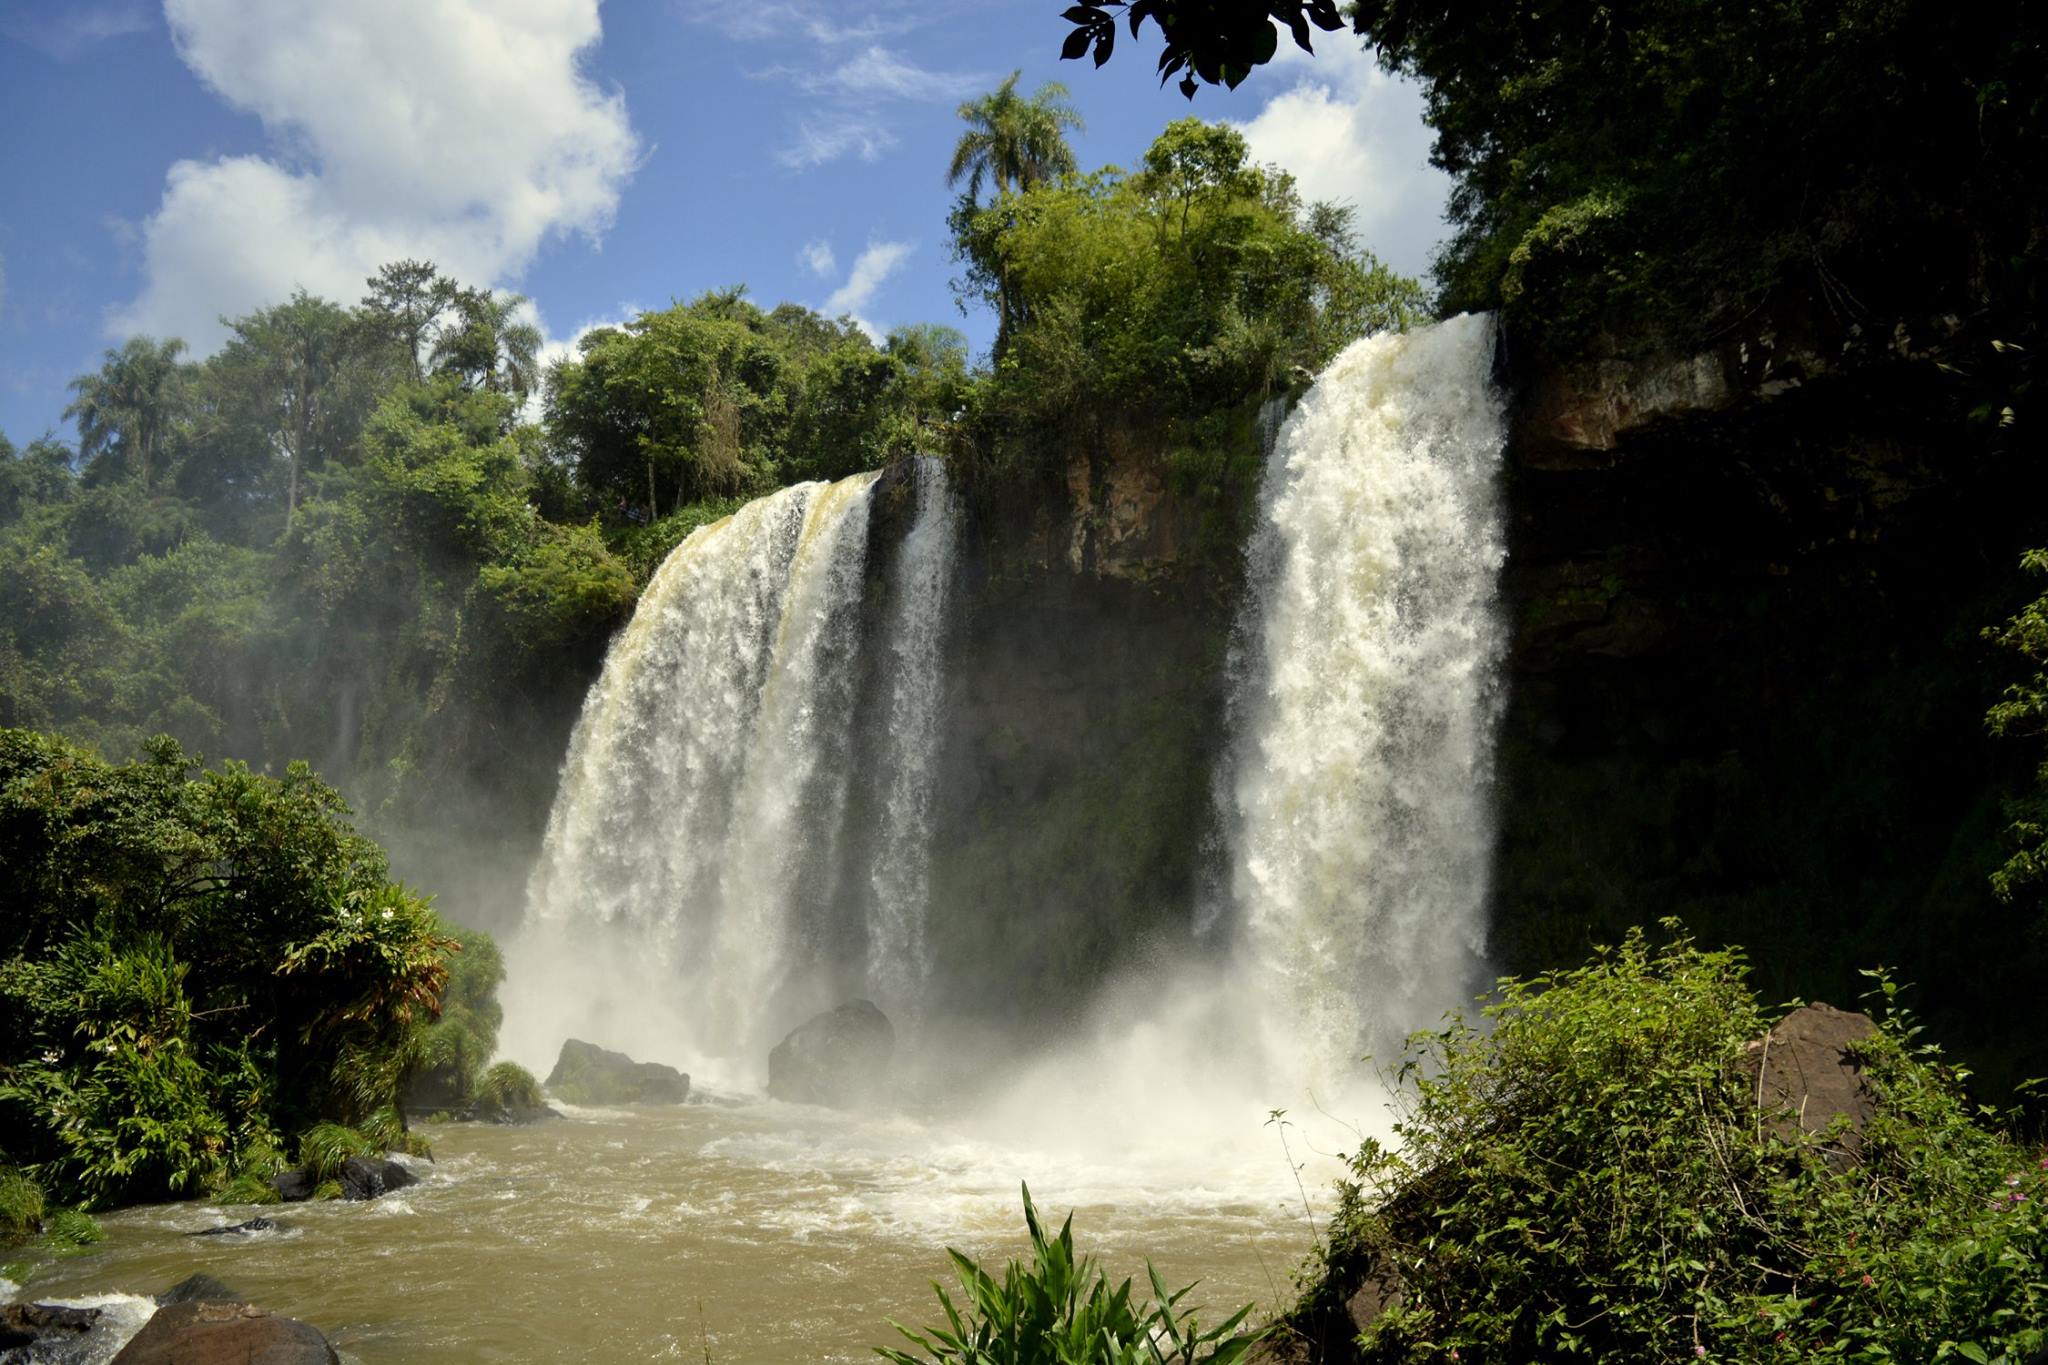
[767,1000,894,1108]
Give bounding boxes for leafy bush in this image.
[0,729,457,1210]
[1314,926,2048,1363]
[878,1185,1266,1364]
[473,1062,544,1118]
[403,920,507,1114]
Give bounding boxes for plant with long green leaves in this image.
[877,1184,1266,1364]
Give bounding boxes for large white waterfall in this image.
[509,462,960,1077]
[1222,312,1508,1075]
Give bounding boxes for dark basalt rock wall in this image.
[1491,349,2048,1095]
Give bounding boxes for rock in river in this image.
[111,1300,338,1365]
[543,1039,690,1105]
[767,1000,894,1108]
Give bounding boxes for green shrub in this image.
[473,1062,544,1116]
[0,1167,44,1242]
[1321,925,2048,1363]
[295,1123,381,1183]
[214,1170,282,1206]
[878,1185,1266,1364]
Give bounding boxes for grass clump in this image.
[473,1062,544,1119]
[41,1208,103,1251]
[295,1123,381,1183]
[877,1184,1266,1364]
[1316,923,2048,1363]
[0,1167,45,1242]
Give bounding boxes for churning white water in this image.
[1223,312,1508,1079]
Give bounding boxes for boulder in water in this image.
[186,1217,277,1238]
[0,1302,101,1353]
[766,1000,894,1108]
[111,1300,338,1365]
[544,1040,690,1105]
[159,1274,244,1306]
[338,1155,416,1201]
[270,1169,316,1203]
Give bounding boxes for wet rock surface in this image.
[544,1040,691,1105]
[767,1000,895,1108]
[338,1156,416,1202]
[110,1299,338,1365]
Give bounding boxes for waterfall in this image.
[1223,314,1508,1074]
[864,459,960,1020]
[514,461,962,1077]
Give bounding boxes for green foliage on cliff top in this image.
[951,116,1422,493]
[1312,927,2047,1363]
[0,728,468,1209]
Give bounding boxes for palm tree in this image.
[432,289,543,401]
[946,72,1085,203]
[64,336,190,488]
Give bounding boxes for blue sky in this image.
[0,0,1449,446]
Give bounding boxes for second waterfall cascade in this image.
[504,315,1505,1113]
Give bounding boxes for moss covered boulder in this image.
[543,1040,690,1105]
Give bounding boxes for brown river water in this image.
[7,1089,1356,1362]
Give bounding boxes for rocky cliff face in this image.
[1493,340,2048,1092]
[886,431,1245,1046]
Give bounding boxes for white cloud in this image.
[1234,41,1449,280]
[807,46,981,100]
[799,240,837,277]
[776,118,896,170]
[1,3,152,59]
[679,0,903,47]
[111,0,640,351]
[705,4,981,171]
[824,240,913,339]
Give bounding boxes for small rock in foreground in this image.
[112,1299,338,1365]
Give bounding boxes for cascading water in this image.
[864,459,959,1020]
[1221,312,1508,1079]
[506,461,960,1078]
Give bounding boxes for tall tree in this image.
[363,260,458,384]
[433,289,544,403]
[64,337,191,489]
[212,291,386,530]
[945,72,1085,202]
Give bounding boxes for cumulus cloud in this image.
[824,240,913,339]
[799,240,837,277]
[111,0,639,351]
[1234,41,1449,280]
[1,3,153,59]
